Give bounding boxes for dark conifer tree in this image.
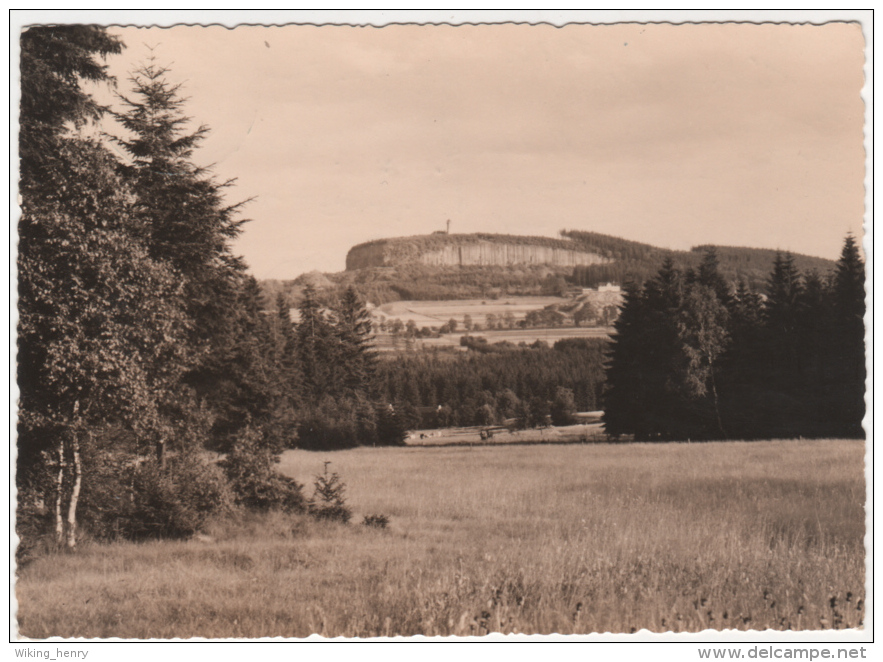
[201,276,287,452]
[794,270,834,436]
[759,252,805,436]
[829,236,866,437]
[272,293,298,386]
[638,261,686,439]
[696,247,732,306]
[110,56,247,280]
[294,284,336,401]
[108,56,249,453]
[602,282,653,438]
[719,280,765,438]
[332,286,378,397]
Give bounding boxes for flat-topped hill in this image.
[260,230,838,306]
[345,233,610,270]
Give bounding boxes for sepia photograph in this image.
[11,9,871,649]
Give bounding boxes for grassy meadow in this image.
[15,440,866,638]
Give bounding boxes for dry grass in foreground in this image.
[15,440,865,638]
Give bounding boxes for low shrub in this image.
[219,427,305,513]
[309,462,352,524]
[362,514,389,529]
[126,451,233,540]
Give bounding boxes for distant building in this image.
[580,283,621,296]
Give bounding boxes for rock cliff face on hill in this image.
[346,234,609,270]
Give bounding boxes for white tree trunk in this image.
[66,431,82,549]
[156,436,166,470]
[54,440,66,547]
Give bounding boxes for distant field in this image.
[374,296,567,327]
[371,294,612,351]
[16,440,865,638]
[292,295,615,351]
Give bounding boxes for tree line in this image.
[566,229,836,292]
[603,242,865,441]
[261,263,577,307]
[374,338,608,429]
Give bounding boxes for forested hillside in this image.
[565,230,836,291]
[262,231,836,307]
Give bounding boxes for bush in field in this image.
[476,403,498,426]
[309,462,352,524]
[219,427,305,513]
[126,452,233,540]
[550,387,578,426]
[529,397,551,428]
[362,514,390,529]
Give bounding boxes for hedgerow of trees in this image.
[374,338,607,429]
[15,27,393,558]
[603,243,866,440]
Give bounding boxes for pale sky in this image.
[94,21,865,279]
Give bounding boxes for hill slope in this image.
[562,230,836,291]
[261,230,837,306]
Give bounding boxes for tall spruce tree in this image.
[719,279,765,438]
[108,56,249,453]
[696,247,732,306]
[200,276,285,452]
[795,270,834,436]
[332,286,378,397]
[294,284,336,401]
[603,280,648,438]
[759,252,806,436]
[638,260,686,439]
[829,235,866,437]
[270,292,302,413]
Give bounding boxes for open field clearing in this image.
[293,294,616,352]
[15,440,865,638]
